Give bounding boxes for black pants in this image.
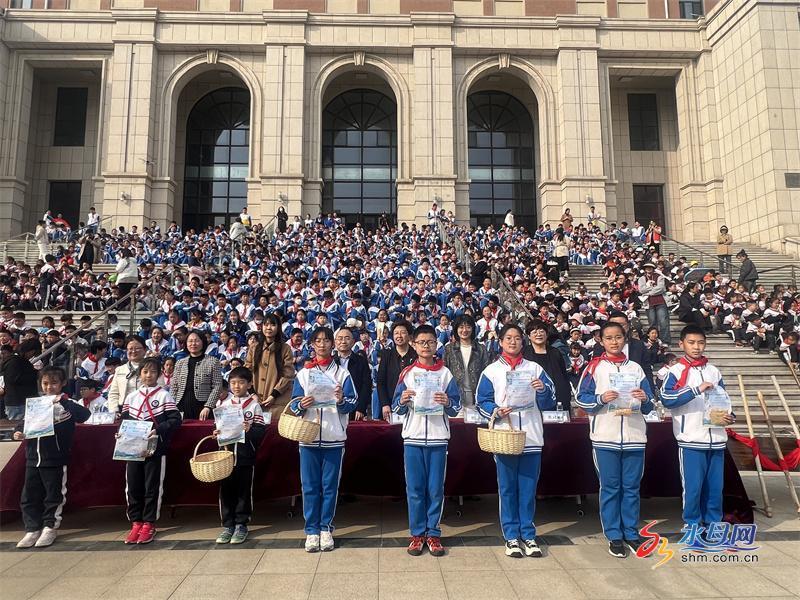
[220,465,254,527]
[126,455,166,523]
[38,283,53,309]
[117,282,137,309]
[747,332,776,352]
[21,465,67,532]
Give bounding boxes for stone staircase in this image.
[660,240,800,290]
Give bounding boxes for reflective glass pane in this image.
[469,167,492,180]
[213,147,229,163]
[470,198,493,214]
[334,147,360,163]
[213,181,228,196]
[333,167,361,180]
[229,166,248,178]
[230,130,247,146]
[229,181,247,198]
[493,168,519,180]
[363,182,391,198]
[212,197,228,212]
[230,147,248,164]
[363,167,391,180]
[229,197,247,213]
[333,182,361,198]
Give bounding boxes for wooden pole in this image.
[737,375,772,517]
[756,391,800,513]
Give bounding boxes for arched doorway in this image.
[322,89,397,229]
[182,87,250,231]
[467,91,536,230]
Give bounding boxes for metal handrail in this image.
[491,265,535,325]
[30,263,178,367]
[262,215,278,241]
[756,264,797,287]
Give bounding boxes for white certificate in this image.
[506,371,538,412]
[703,386,732,427]
[113,420,153,461]
[412,371,443,416]
[308,370,338,408]
[214,405,245,446]
[23,396,56,439]
[608,372,641,415]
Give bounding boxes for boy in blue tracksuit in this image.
[660,325,734,530]
[393,324,461,557]
[577,321,654,559]
[289,327,357,553]
[476,322,556,559]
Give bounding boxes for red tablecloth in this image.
[0,419,753,524]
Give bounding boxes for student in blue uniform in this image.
[289,327,357,553]
[393,324,461,557]
[476,323,556,558]
[576,321,654,559]
[659,325,735,530]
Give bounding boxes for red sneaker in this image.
[407,535,425,556]
[124,522,143,544]
[426,536,445,557]
[137,522,156,544]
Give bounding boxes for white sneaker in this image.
[34,527,57,548]
[305,534,320,553]
[504,539,524,558]
[522,539,543,557]
[320,531,334,552]
[16,530,41,549]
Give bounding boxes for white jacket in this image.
[659,361,727,450]
[391,361,461,446]
[115,257,139,285]
[576,357,655,451]
[107,361,142,413]
[289,360,357,448]
[475,357,556,453]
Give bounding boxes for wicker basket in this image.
[189,435,235,483]
[477,411,526,455]
[277,403,321,444]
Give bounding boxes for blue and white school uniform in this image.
[659,358,726,526]
[392,361,461,537]
[576,355,654,542]
[289,358,357,535]
[475,355,556,541]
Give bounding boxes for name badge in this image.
[463,408,488,425]
[542,410,570,424]
[263,411,273,425]
[643,410,662,423]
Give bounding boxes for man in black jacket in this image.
[1,339,41,420]
[334,327,373,420]
[376,321,417,422]
[591,312,654,388]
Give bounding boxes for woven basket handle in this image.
[489,409,515,431]
[284,398,322,424]
[193,435,216,459]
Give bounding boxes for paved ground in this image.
[0,470,798,600]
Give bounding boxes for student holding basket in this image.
[476,324,556,559]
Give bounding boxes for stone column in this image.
[404,14,457,225]
[101,9,160,232]
[263,11,308,225]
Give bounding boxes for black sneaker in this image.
[608,540,628,558]
[504,539,524,558]
[624,536,648,556]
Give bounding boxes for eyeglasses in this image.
[415,340,437,347]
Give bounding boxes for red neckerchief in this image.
[501,352,524,370]
[81,391,101,408]
[673,356,708,389]
[139,386,161,421]
[86,353,101,374]
[305,356,333,369]
[584,352,626,377]
[412,359,444,372]
[227,393,256,410]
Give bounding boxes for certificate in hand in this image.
[23,396,56,439]
[113,420,153,461]
[308,370,338,408]
[703,386,732,427]
[214,405,245,446]
[412,371,443,416]
[608,372,641,415]
[506,371,537,412]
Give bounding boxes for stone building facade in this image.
[0,0,798,251]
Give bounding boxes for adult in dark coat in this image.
[0,339,41,420]
[333,327,373,419]
[737,250,758,292]
[523,320,572,410]
[591,311,655,388]
[677,282,712,331]
[376,320,416,421]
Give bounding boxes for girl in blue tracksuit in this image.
[476,323,556,559]
[659,325,734,529]
[392,324,461,557]
[289,327,357,553]
[576,321,654,559]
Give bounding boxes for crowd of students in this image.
[4,206,791,559]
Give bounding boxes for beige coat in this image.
[716,233,733,256]
[245,341,296,420]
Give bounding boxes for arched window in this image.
[182,87,250,231]
[322,89,397,229]
[467,91,536,230]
